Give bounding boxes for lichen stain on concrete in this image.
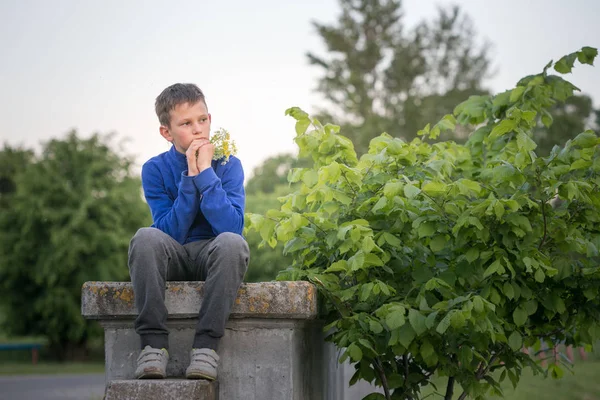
[168,285,183,293]
[116,287,134,304]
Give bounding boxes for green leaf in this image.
[404,184,421,199]
[369,320,384,334]
[422,181,447,197]
[466,248,479,263]
[420,340,434,360]
[483,259,502,278]
[386,310,406,330]
[436,313,452,334]
[541,110,553,128]
[408,309,428,336]
[554,52,578,74]
[490,119,516,139]
[397,324,417,348]
[550,364,564,379]
[429,235,447,252]
[534,269,545,283]
[347,343,363,362]
[503,282,515,300]
[517,130,537,152]
[509,86,525,102]
[418,222,436,238]
[384,181,403,198]
[362,236,376,254]
[513,307,528,326]
[382,232,401,248]
[347,252,365,273]
[458,345,473,365]
[372,196,388,212]
[572,131,599,148]
[577,46,598,65]
[294,118,311,135]
[524,300,538,315]
[473,297,484,314]
[508,331,523,351]
[325,260,348,274]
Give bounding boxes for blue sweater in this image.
[141,145,245,244]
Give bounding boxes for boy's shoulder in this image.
[142,149,170,171]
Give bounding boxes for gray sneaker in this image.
[135,345,169,379]
[186,348,219,380]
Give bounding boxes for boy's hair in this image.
[155,83,207,127]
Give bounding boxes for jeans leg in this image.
[128,227,190,349]
[188,232,249,350]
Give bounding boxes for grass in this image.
[419,354,600,400]
[0,362,104,376]
[500,360,600,400]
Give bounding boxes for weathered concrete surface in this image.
[104,379,217,400]
[101,319,324,399]
[82,281,325,400]
[82,281,317,319]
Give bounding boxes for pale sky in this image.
[1,0,599,180]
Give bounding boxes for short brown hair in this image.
[155,83,207,127]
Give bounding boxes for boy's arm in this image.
[142,162,199,244]
[192,157,245,235]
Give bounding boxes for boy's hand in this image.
[185,139,209,176]
[195,140,214,173]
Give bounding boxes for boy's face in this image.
[159,100,211,153]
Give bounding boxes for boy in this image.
[128,83,249,380]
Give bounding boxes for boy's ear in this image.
[159,125,173,142]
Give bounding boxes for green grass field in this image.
[500,361,600,399]
[419,353,600,399]
[0,362,104,375]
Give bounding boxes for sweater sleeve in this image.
[142,161,200,244]
[192,157,245,235]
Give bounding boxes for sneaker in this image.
[135,345,169,379]
[186,348,219,380]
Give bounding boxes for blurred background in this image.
[0,0,598,398]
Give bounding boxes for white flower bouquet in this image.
[210,128,237,165]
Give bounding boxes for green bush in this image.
[246,47,600,399]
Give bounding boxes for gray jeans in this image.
[128,227,249,351]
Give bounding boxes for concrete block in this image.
[82,281,317,319]
[102,319,324,399]
[104,379,217,400]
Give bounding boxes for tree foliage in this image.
[534,93,598,156]
[0,132,151,359]
[246,47,599,399]
[308,0,492,154]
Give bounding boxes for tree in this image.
[245,154,302,196]
[244,154,307,282]
[0,131,151,360]
[307,0,493,155]
[0,145,34,208]
[247,47,599,399]
[533,93,598,155]
[244,185,294,282]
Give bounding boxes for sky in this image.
[1,0,599,181]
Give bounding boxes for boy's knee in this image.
[214,232,249,256]
[130,227,164,253]
[213,233,249,276]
